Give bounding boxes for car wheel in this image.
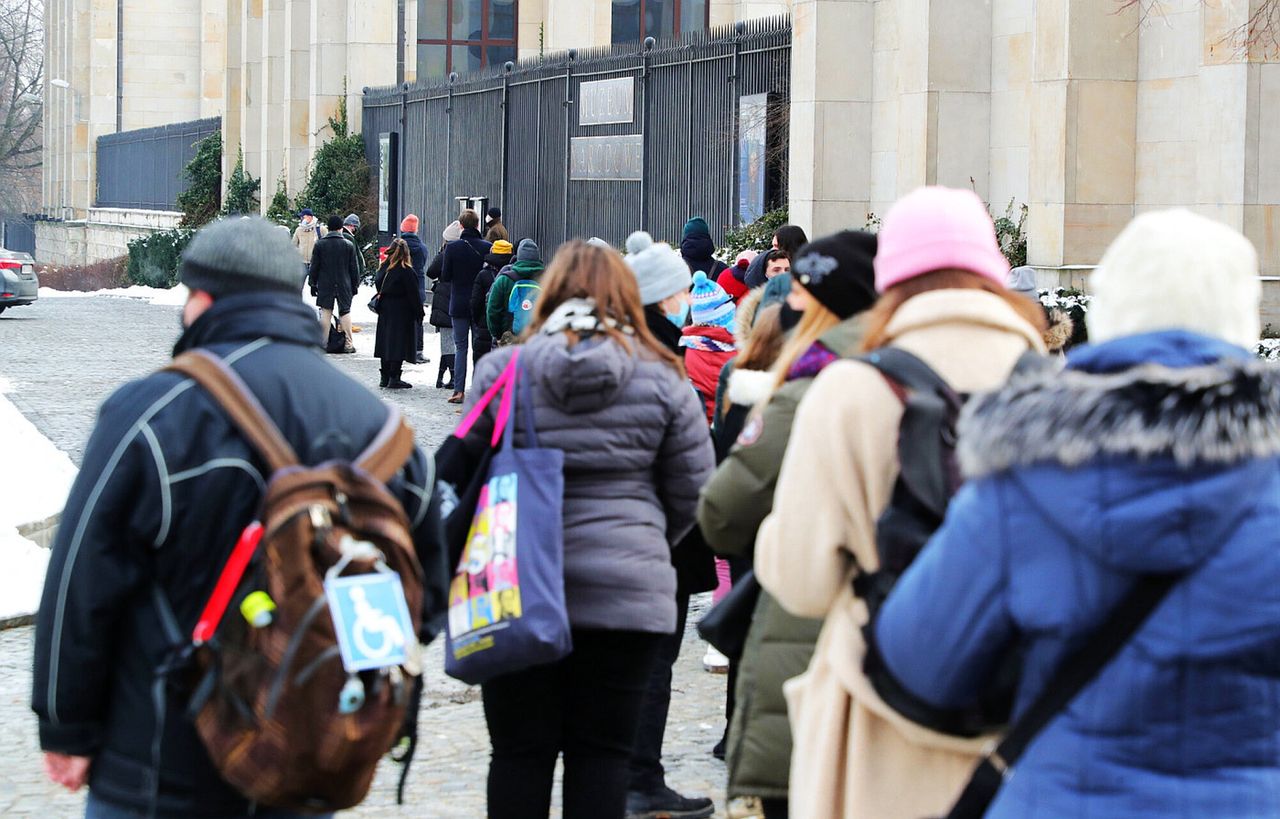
[0,305,7,315]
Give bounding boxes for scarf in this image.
[786,341,839,381]
[539,298,633,337]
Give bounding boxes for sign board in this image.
[378,132,399,233]
[325,572,415,673]
[570,135,643,181]
[579,77,635,126]
[738,94,768,224]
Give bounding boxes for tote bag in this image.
[444,352,572,685]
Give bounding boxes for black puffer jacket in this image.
[462,332,714,634]
[425,248,452,329]
[32,293,449,817]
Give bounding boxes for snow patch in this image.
[38,284,189,306]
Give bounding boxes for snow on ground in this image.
[39,283,189,306]
[0,384,78,619]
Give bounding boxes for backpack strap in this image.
[166,350,299,474]
[356,406,417,483]
[861,346,955,397]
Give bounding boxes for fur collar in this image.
[727,367,775,407]
[959,357,1280,479]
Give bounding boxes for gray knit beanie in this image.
[180,216,306,297]
[625,230,691,306]
[516,238,541,263]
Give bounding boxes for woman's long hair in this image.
[386,238,412,270]
[774,225,809,255]
[770,294,842,391]
[528,241,682,373]
[736,304,786,373]
[860,269,1048,352]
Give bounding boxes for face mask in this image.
[780,304,803,332]
[666,300,690,327]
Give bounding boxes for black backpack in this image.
[855,347,1034,736]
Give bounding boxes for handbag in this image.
[942,573,1180,818]
[696,570,761,662]
[443,351,572,685]
[368,264,393,315]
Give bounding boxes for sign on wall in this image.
[579,77,635,126]
[570,135,643,181]
[738,94,769,224]
[378,132,399,233]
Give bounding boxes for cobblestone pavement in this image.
[0,295,733,818]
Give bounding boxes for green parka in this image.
[696,315,865,801]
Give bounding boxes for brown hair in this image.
[459,209,480,231]
[385,238,411,270]
[770,298,843,391]
[736,304,786,372]
[860,269,1049,352]
[528,241,683,373]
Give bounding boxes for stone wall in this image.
[35,208,182,267]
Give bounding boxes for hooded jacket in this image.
[461,331,715,634]
[32,293,448,817]
[680,231,728,279]
[486,259,545,341]
[877,331,1280,819]
[400,231,430,301]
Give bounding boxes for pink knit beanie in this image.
[873,187,1010,293]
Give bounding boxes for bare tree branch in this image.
[0,0,43,213]
[1118,0,1280,58]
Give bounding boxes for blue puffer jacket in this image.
[876,330,1280,819]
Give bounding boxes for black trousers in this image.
[482,629,661,819]
[628,592,690,793]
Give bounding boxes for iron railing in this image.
[96,117,221,211]
[363,16,790,250]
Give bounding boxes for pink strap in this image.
[491,350,521,447]
[454,350,521,446]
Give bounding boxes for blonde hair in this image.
[770,299,842,391]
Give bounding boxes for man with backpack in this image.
[485,238,544,346]
[309,214,361,354]
[33,216,450,819]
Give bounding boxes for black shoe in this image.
[625,785,714,819]
[440,381,455,391]
[415,353,428,365]
[388,379,413,390]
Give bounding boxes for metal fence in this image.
[96,117,221,211]
[362,17,790,250]
[1,215,35,255]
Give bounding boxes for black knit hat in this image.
[180,216,307,298]
[791,231,878,319]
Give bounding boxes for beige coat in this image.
[755,289,1046,819]
[292,220,325,263]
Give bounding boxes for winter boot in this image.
[379,362,390,389]
[388,361,412,389]
[437,354,455,389]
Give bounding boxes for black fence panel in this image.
[363,16,790,255]
[96,117,221,211]
[1,215,36,255]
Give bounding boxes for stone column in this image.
[223,0,243,187]
[343,0,397,133]
[68,0,93,217]
[84,0,118,215]
[309,0,346,154]
[787,0,874,237]
[1027,0,1138,271]
[283,0,310,193]
[241,0,264,181]
[261,0,287,205]
[201,0,226,118]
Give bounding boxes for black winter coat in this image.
[425,248,452,329]
[32,293,449,817]
[375,261,425,363]
[471,265,498,353]
[400,231,430,301]
[309,232,360,298]
[681,233,728,278]
[440,229,492,318]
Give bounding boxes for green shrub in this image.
[223,146,261,216]
[992,199,1029,269]
[126,228,194,288]
[176,131,222,228]
[718,207,789,261]
[296,91,376,273]
[264,174,294,226]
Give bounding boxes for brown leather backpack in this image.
[161,349,425,812]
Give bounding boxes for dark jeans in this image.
[629,592,690,793]
[482,629,661,819]
[452,316,471,392]
[84,792,330,819]
[415,320,424,355]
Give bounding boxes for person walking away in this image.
[440,209,492,404]
[374,238,425,389]
[622,230,717,819]
[873,210,1280,819]
[309,214,360,353]
[427,221,462,390]
[486,239,545,346]
[680,217,728,279]
[340,213,366,295]
[471,239,513,362]
[461,242,714,819]
[698,231,879,818]
[717,250,755,304]
[399,214,431,364]
[744,225,807,289]
[484,207,509,243]
[292,208,324,285]
[681,271,738,425]
[33,216,449,819]
[752,188,1046,819]
[763,250,791,280]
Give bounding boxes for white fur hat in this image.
[1088,209,1260,349]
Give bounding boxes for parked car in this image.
[0,249,37,314]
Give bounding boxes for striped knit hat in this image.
[689,270,735,329]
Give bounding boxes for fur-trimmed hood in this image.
[958,330,1279,573]
[726,367,775,408]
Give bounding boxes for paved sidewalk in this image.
[0,295,733,818]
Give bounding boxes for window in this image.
[611,0,705,44]
[417,0,518,79]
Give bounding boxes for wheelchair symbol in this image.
[349,585,407,661]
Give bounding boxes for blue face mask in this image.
[666,300,690,327]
